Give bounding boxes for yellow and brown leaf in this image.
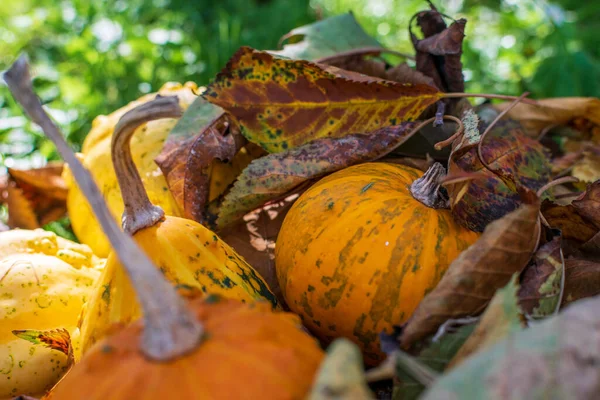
[203,47,441,153]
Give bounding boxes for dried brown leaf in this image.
[494,97,600,137]
[155,96,253,224]
[411,15,466,94]
[518,232,564,318]
[6,185,39,229]
[8,162,67,200]
[447,275,524,370]
[3,163,68,229]
[561,258,600,306]
[572,181,600,228]
[399,201,540,352]
[541,201,598,243]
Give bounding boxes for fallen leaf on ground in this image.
[518,231,565,318]
[308,338,374,400]
[421,292,600,400]
[561,258,600,306]
[3,163,68,229]
[541,201,598,243]
[216,122,418,228]
[203,47,440,153]
[448,275,524,369]
[494,97,600,137]
[398,199,540,352]
[446,114,552,232]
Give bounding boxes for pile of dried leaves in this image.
[3,4,600,399]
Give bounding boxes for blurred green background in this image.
[1,0,599,171]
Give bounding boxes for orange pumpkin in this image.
[276,162,480,364]
[47,296,324,400]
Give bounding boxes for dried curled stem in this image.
[111,96,182,234]
[3,55,202,362]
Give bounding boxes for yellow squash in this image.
[276,163,480,364]
[78,96,277,354]
[0,229,102,399]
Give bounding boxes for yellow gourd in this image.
[65,82,257,257]
[79,96,277,354]
[0,229,102,399]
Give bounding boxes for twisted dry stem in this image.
[111,96,182,234]
[3,55,202,362]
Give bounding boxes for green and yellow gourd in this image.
[0,229,102,399]
[79,96,277,354]
[64,82,253,258]
[276,162,480,364]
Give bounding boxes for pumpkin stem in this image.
[410,163,450,209]
[111,96,182,234]
[3,56,203,361]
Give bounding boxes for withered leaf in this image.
[541,201,598,243]
[448,275,524,370]
[13,328,74,369]
[494,97,600,137]
[308,338,374,400]
[561,258,600,306]
[216,122,418,228]
[518,231,564,318]
[203,47,440,153]
[155,96,249,223]
[421,293,600,400]
[399,201,540,352]
[572,180,600,228]
[447,117,552,232]
[3,163,68,229]
[6,185,39,229]
[411,12,466,94]
[271,13,382,62]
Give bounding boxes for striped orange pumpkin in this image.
[276,162,480,364]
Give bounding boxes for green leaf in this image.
[270,13,382,61]
[393,324,474,400]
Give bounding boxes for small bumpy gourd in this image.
[0,229,102,399]
[78,96,277,354]
[276,162,480,364]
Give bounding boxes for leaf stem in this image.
[315,47,416,64]
[442,92,538,105]
[111,96,182,234]
[3,55,203,362]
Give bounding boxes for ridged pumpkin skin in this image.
[0,230,102,399]
[276,163,480,364]
[48,297,324,400]
[79,216,278,354]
